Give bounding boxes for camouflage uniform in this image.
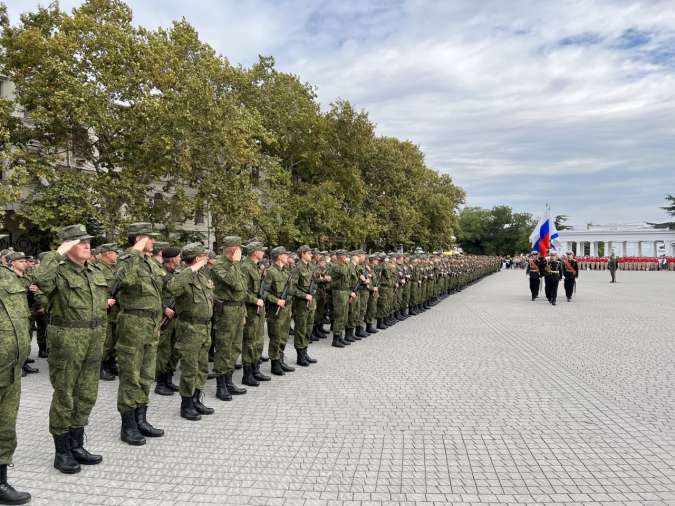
[0,267,31,465]
[211,236,248,399]
[328,252,351,346]
[292,246,316,365]
[114,223,165,445]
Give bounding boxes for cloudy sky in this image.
[7,0,675,227]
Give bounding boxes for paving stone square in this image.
[9,270,675,505]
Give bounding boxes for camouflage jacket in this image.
[0,268,31,385]
[211,257,246,303]
[167,266,213,320]
[114,249,164,313]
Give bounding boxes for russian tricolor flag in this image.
[529,207,560,255]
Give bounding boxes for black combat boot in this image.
[241,365,260,387]
[280,353,295,372]
[154,372,174,396]
[109,358,119,376]
[120,410,146,446]
[165,371,179,392]
[396,310,406,321]
[225,370,247,395]
[296,348,310,367]
[69,427,102,465]
[53,433,81,474]
[180,396,201,421]
[135,406,164,437]
[332,334,345,348]
[21,362,38,375]
[216,375,232,400]
[193,389,214,415]
[0,464,31,505]
[366,322,378,334]
[270,359,285,376]
[253,361,271,381]
[304,348,317,364]
[316,324,329,338]
[355,326,368,338]
[100,361,115,381]
[409,306,418,316]
[344,328,356,342]
[377,319,387,330]
[310,330,320,342]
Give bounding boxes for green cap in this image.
[0,247,13,257]
[221,236,242,248]
[126,222,160,237]
[270,246,288,259]
[57,224,95,242]
[152,241,170,254]
[7,251,27,262]
[181,242,207,261]
[335,249,348,256]
[297,244,312,254]
[98,243,118,254]
[245,241,267,254]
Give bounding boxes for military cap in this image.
[297,244,312,254]
[0,247,13,257]
[270,246,288,259]
[181,242,207,261]
[126,222,160,237]
[207,250,216,259]
[57,224,95,242]
[319,251,329,256]
[162,247,181,259]
[334,249,348,256]
[152,241,170,254]
[98,243,118,254]
[245,241,267,254]
[7,251,27,262]
[221,236,242,248]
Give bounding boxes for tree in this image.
[457,206,536,255]
[649,194,675,229]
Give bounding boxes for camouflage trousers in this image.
[242,305,265,366]
[155,319,179,376]
[116,312,161,414]
[366,289,379,323]
[347,292,361,329]
[48,324,105,435]
[0,349,27,464]
[267,304,291,361]
[213,304,246,375]
[175,320,210,397]
[34,312,48,352]
[358,290,370,328]
[292,299,313,350]
[101,320,117,362]
[331,290,349,335]
[376,288,391,318]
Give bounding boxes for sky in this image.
[7,0,675,228]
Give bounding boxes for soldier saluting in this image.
[33,224,111,474]
[114,223,165,446]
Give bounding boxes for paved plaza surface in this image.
[10,270,675,505]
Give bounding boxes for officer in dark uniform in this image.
[562,252,579,302]
[525,251,543,301]
[544,251,563,305]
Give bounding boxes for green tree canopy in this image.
[457,206,536,255]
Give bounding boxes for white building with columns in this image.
[559,224,675,257]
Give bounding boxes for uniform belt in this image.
[122,308,161,317]
[50,316,104,329]
[178,315,212,325]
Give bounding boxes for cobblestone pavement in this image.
[10,270,675,505]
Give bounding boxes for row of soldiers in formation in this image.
[525,250,580,305]
[0,222,500,505]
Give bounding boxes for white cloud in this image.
[6,0,675,226]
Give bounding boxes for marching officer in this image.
[562,252,579,302]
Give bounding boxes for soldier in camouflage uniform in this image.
[240,241,270,387]
[0,234,32,505]
[7,252,40,376]
[114,223,165,446]
[33,225,109,474]
[376,254,394,329]
[364,254,380,334]
[154,247,182,396]
[94,243,120,381]
[292,245,317,367]
[211,236,248,401]
[311,252,331,341]
[265,247,296,375]
[166,243,215,421]
[328,250,353,348]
